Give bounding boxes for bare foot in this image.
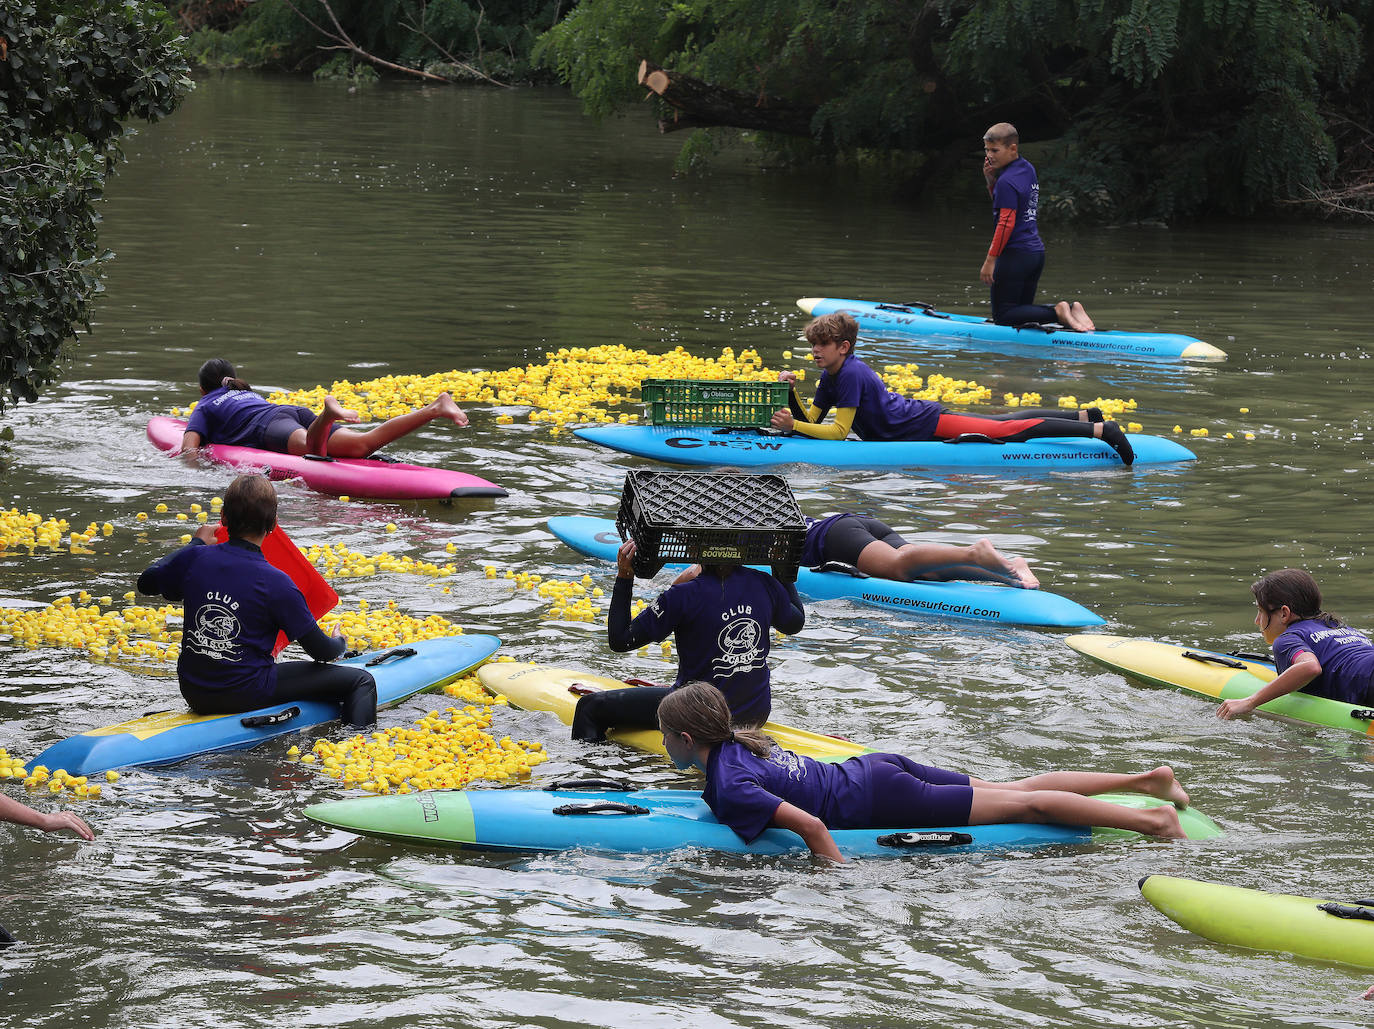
[433,392,469,427]
[1007,556,1039,590]
[1138,765,1190,808]
[323,395,360,424]
[1054,301,1077,329]
[1071,302,1096,331]
[1144,804,1187,839]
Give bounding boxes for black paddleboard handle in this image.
[365,647,417,667]
[1182,650,1247,669]
[942,433,1004,446]
[545,778,632,792]
[302,453,335,463]
[1317,902,1374,922]
[1352,709,1374,720]
[240,706,300,728]
[1226,651,1271,662]
[876,831,975,849]
[552,802,650,816]
[810,561,869,579]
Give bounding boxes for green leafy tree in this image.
[537,0,1373,221]
[0,1,193,412]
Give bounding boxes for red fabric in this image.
[988,207,1017,257]
[934,413,1045,440]
[213,523,338,656]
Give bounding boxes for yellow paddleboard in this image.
[478,663,871,763]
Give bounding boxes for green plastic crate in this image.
[640,379,792,428]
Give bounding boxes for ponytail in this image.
[658,681,773,758]
[198,357,251,394]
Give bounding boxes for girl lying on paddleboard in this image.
[658,682,1190,862]
[770,313,1136,466]
[804,512,1038,588]
[569,540,804,743]
[177,358,469,458]
[1218,568,1374,719]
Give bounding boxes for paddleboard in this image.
[479,662,870,763]
[305,785,1221,856]
[1140,875,1374,969]
[29,634,502,776]
[573,425,1195,471]
[148,416,507,500]
[547,515,1103,629]
[798,298,1226,361]
[1066,634,1374,736]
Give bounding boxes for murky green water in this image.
[2,75,1373,1027]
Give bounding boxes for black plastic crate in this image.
[640,378,792,428]
[615,470,806,580]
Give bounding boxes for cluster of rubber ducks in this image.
[288,671,547,794]
[0,508,114,554]
[303,541,459,580]
[0,745,119,796]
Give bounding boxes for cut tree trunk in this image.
[638,60,816,137]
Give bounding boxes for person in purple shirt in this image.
[1218,568,1374,719]
[138,474,377,727]
[771,313,1136,464]
[179,358,469,457]
[980,122,1095,331]
[569,540,805,743]
[658,682,1191,862]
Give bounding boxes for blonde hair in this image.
[657,681,772,758]
[983,122,1019,145]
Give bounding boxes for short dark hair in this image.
[198,358,237,393]
[222,474,278,538]
[803,312,858,350]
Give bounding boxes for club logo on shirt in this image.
[712,616,763,679]
[767,745,807,782]
[186,602,243,662]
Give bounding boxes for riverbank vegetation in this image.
[0,2,193,413]
[174,0,1374,225]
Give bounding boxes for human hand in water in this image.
[770,409,795,431]
[41,810,95,841]
[1216,697,1257,720]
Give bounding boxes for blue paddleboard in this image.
[29,634,501,776]
[799,298,1226,361]
[573,425,1195,471]
[304,785,1222,856]
[547,516,1103,628]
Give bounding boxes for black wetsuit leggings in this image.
[571,686,672,743]
[182,661,378,728]
[990,249,1057,326]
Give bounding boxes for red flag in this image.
[214,523,338,656]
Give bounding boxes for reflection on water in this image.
[3,75,1374,1026]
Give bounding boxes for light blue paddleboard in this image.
[548,516,1103,628]
[573,425,1194,471]
[29,634,501,776]
[799,298,1226,361]
[305,785,1221,856]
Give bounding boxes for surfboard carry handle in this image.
[876,831,975,849]
[709,427,783,438]
[1352,708,1374,720]
[623,678,666,689]
[1318,902,1374,922]
[878,301,941,316]
[240,706,300,728]
[552,802,650,817]
[302,454,336,463]
[810,560,870,579]
[1226,651,1270,662]
[365,647,417,667]
[545,778,632,792]
[942,433,1004,446]
[1182,651,1246,669]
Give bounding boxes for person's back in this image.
[816,353,941,442]
[1274,619,1374,704]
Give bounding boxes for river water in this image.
[2,75,1373,1027]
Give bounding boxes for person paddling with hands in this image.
[771,312,1136,465]
[569,540,805,744]
[0,794,93,841]
[178,358,469,458]
[658,681,1191,863]
[138,474,377,727]
[1217,569,1374,720]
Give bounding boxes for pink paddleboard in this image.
[147,417,506,500]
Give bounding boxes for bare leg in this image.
[967,765,1190,808]
[288,392,469,459]
[855,538,1037,589]
[303,395,360,456]
[968,786,1186,838]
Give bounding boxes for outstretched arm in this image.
[0,794,94,840]
[1217,652,1321,719]
[770,801,843,862]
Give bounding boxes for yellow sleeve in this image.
[789,407,855,441]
